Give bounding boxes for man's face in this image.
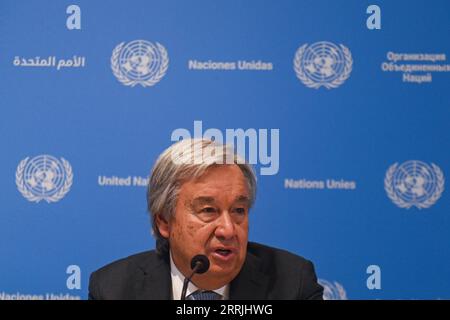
[156,165,250,290]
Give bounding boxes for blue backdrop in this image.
[1,0,449,300]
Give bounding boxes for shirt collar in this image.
[169,252,229,300]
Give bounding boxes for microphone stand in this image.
[180,261,202,300]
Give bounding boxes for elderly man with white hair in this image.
[89,139,323,300]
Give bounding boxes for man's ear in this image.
[155,214,170,238]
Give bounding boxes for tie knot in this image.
[187,290,222,300]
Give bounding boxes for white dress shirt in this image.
[170,253,229,300]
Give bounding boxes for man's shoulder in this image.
[89,250,165,299]
[92,250,158,277]
[242,242,323,299]
[247,242,314,276]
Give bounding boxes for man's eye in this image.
[200,207,217,213]
[233,208,246,215]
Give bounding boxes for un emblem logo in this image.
[294,41,352,89]
[16,155,73,203]
[318,279,347,300]
[385,160,444,209]
[111,40,169,87]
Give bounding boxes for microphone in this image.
[180,254,210,300]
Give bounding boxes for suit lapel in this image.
[130,250,270,300]
[134,254,172,300]
[229,251,270,300]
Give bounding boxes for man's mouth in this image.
[210,246,238,263]
[215,248,232,257]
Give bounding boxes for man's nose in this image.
[214,211,236,240]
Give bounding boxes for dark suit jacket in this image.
[88,242,323,300]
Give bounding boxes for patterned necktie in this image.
[186,290,222,300]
